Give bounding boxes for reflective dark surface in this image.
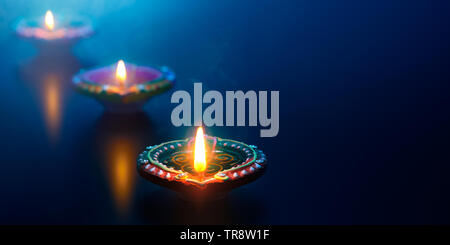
[1,1,450,224]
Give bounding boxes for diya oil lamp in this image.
[137,127,267,201]
[72,60,175,112]
[15,10,93,47]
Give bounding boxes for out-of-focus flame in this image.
[45,10,55,31]
[115,60,127,86]
[194,127,207,173]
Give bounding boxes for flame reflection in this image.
[42,73,62,142]
[105,136,136,216]
[95,112,155,218]
[18,49,81,144]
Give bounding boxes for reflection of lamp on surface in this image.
[17,38,81,144]
[42,73,62,142]
[95,112,156,218]
[105,136,136,216]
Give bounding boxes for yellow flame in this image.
[194,127,207,173]
[115,60,127,86]
[45,10,55,31]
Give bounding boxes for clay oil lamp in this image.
[72,60,175,112]
[137,127,267,201]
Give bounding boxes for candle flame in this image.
[45,10,55,31]
[194,127,207,173]
[115,60,127,86]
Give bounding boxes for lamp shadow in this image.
[136,189,266,225]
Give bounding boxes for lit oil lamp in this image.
[15,10,93,45]
[137,127,267,201]
[72,60,175,112]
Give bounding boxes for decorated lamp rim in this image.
[14,15,94,41]
[72,64,175,99]
[137,135,267,187]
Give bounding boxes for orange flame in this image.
[194,127,207,173]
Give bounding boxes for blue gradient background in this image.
[0,0,450,224]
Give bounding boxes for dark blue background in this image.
[0,0,450,224]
